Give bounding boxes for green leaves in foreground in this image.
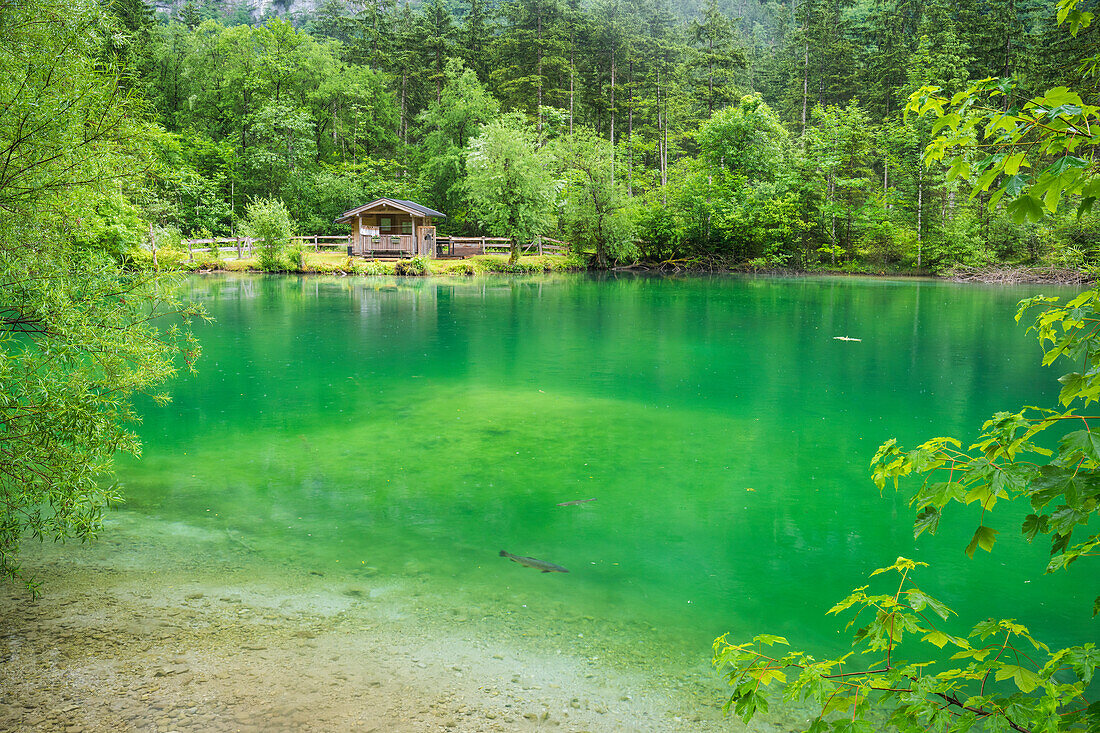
[869,288,1100,585]
[714,559,1098,733]
[716,287,1100,730]
[0,0,206,595]
[905,0,1099,224]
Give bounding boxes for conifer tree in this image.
[688,0,744,116]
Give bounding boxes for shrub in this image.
[286,243,305,271]
[242,198,294,272]
[986,215,1041,264]
[921,211,987,271]
[395,255,431,276]
[355,259,393,275]
[635,202,682,262]
[857,212,914,268]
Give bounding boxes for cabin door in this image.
[418,226,436,257]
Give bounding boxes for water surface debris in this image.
[832,336,862,342]
[556,498,597,506]
[499,550,569,573]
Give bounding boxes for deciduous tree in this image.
[465,115,557,262]
[1,0,202,593]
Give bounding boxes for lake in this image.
[15,272,1093,731]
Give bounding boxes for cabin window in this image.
[401,220,413,235]
[380,216,392,233]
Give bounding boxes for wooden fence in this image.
[179,233,570,260]
[436,235,570,257]
[179,235,350,260]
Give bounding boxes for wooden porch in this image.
[357,234,418,256]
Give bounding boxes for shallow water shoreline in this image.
[173,253,1096,286]
[1,513,813,732]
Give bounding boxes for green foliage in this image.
[698,95,791,183]
[71,188,149,262]
[715,557,1097,731]
[805,101,875,265]
[687,0,745,115]
[556,129,637,267]
[905,1,1099,225]
[242,198,296,271]
[478,256,544,273]
[634,202,682,263]
[352,259,395,276]
[664,97,813,266]
[55,0,1100,274]
[715,286,1100,730]
[0,0,203,593]
[465,115,557,263]
[417,59,500,232]
[394,255,431,275]
[286,243,306,272]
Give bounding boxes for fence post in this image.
[538,235,543,256]
[187,239,193,261]
[236,238,242,259]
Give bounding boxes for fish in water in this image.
[556,498,597,507]
[499,550,569,573]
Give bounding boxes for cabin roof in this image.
[335,198,446,222]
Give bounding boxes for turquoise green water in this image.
[117,274,1093,666]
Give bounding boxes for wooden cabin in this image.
[335,198,445,258]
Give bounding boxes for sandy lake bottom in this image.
[0,512,817,733]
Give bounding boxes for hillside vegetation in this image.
[110,0,1100,270]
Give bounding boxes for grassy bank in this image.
[135,248,590,276]
[132,248,1098,285]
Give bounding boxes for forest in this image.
[106,0,1098,270]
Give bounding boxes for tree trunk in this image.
[372,2,380,58]
[660,68,668,196]
[149,222,158,272]
[846,205,852,252]
[569,49,575,135]
[708,34,714,115]
[827,172,836,265]
[801,41,809,138]
[627,58,633,197]
[610,41,616,185]
[537,0,544,132]
[657,66,666,205]
[916,170,923,269]
[400,72,407,147]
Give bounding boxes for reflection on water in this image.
[121,273,1091,671]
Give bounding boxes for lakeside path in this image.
[0,512,812,732]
